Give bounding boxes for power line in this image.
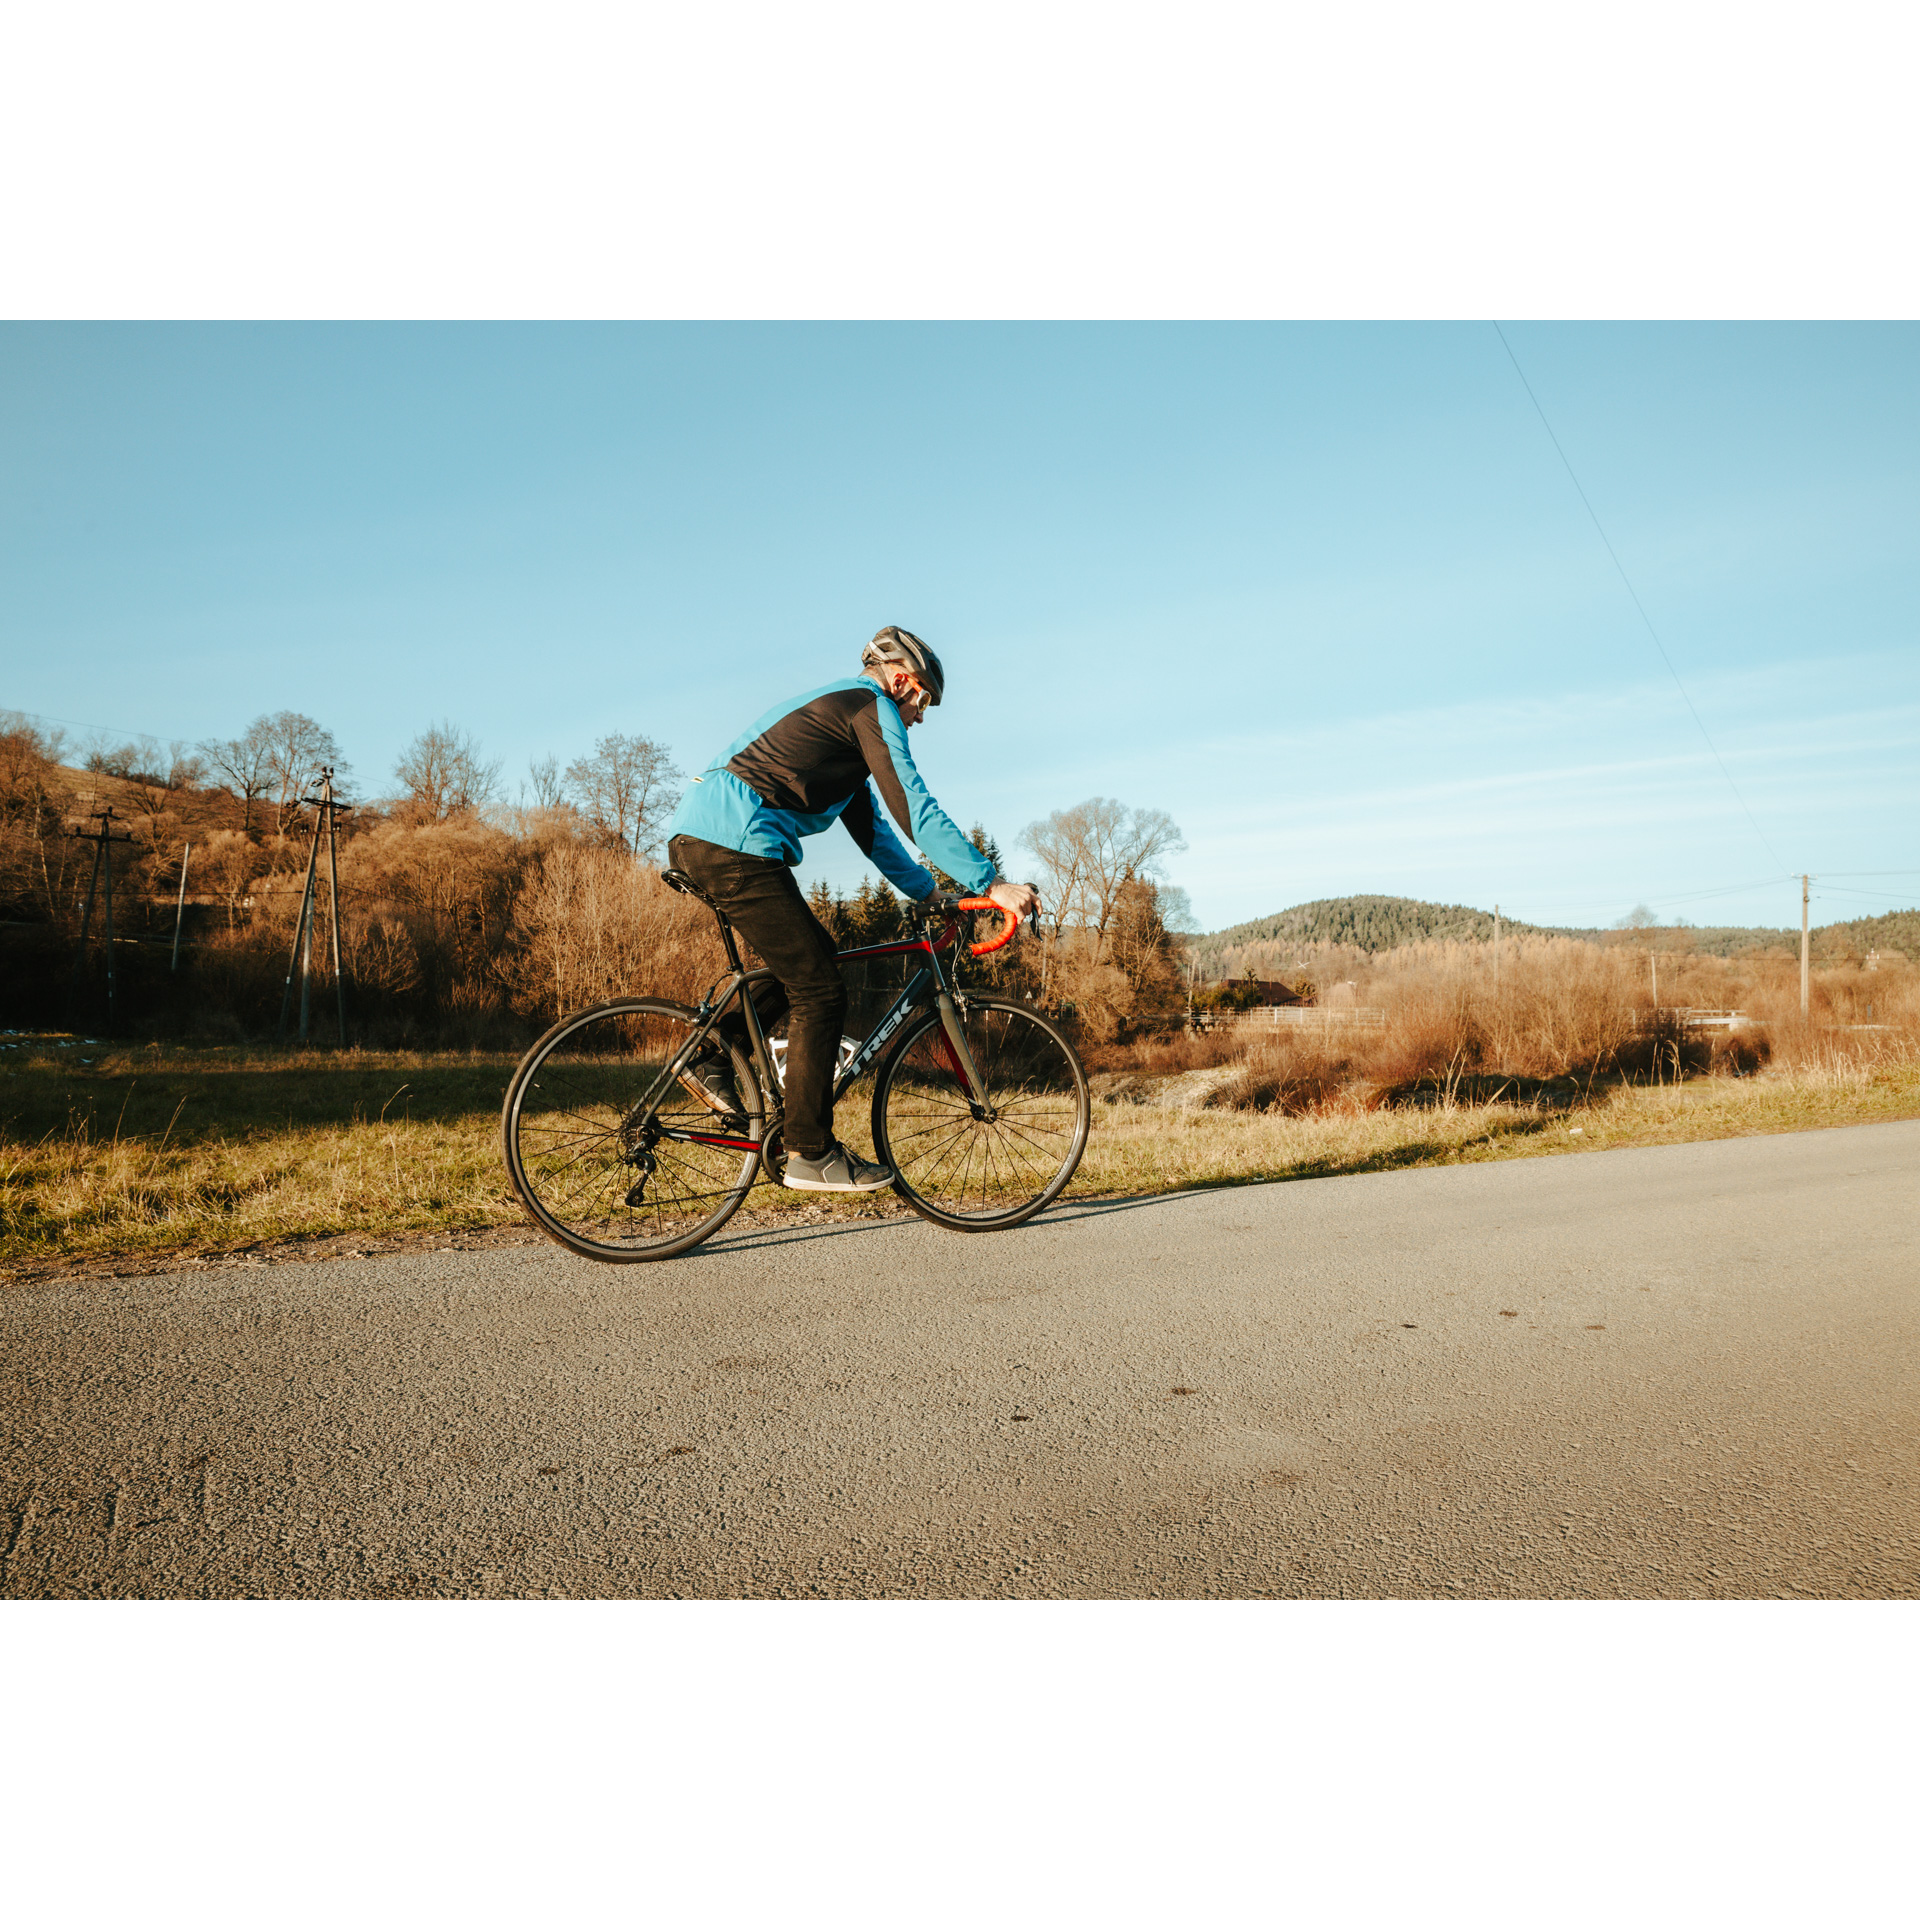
[1491,324,1787,874]
[1,705,170,746]
[1647,874,1792,908]
[1813,884,1920,905]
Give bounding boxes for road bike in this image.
[499,869,1091,1262]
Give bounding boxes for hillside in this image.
[1194,895,1571,959]
[1821,907,1920,964]
[1185,893,1919,975]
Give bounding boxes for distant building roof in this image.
[1245,978,1310,1006]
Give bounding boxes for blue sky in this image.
[3,322,1915,933]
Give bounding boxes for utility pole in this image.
[1650,949,1658,1008]
[170,841,192,970]
[1492,904,1503,1074]
[277,768,352,1045]
[1800,874,1810,1019]
[69,806,135,1033]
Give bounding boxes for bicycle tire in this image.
[501,997,764,1263]
[871,993,1090,1230]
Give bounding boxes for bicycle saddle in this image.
[661,867,723,910]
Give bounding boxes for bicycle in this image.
[499,869,1091,1262]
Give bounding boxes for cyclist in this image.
[664,627,1039,1193]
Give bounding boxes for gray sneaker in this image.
[676,1045,744,1121]
[783,1142,896,1192]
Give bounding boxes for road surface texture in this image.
[4,1121,1914,1599]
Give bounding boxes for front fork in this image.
[934,990,993,1116]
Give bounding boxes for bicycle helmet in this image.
[861,626,945,706]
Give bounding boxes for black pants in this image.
[668,834,847,1159]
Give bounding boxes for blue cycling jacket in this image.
[666,676,999,900]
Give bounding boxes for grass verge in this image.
[4,1036,1918,1277]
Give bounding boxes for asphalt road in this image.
[4,1121,1915,1599]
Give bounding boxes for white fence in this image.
[1201,1005,1761,1036]
[1630,1008,1761,1032]
[1195,1006,1762,1036]
[1193,1006,1387,1033]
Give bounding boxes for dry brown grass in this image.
[1161,938,1920,1113]
[7,1035,1918,1277]
[8,937,1918,1273]
[1086,1056,1920,1195]
[0,1038,884,1272]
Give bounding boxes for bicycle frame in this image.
[644,906,994,1157]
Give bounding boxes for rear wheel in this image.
[501,997,763,1262]
[871,994,1089,1230]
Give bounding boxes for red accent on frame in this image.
[836,936,937,962]
[935,1029,975,1095]
[663,1131,762,1153]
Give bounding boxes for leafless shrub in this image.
[1082,1025,1247,1076]
[1708,1029,1769,1075]
[349,916,423,997]
[502,842,715,1018]
[1205,1035,1356,1115]
[191,830,259,929]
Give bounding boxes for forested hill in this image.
[1827,908,1920,963]
[1188,895,1920,970]
[1198,895,1562,955]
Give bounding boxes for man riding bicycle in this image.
[665,627,1039,1194]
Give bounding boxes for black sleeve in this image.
[840,782,877,858]
[849,698,918,841]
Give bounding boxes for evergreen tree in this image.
[929,822,1005,894]
[807,879,850,944]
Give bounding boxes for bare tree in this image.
[524,754,564,810]
[393,722,503,822]
[0,716,60,813]
[200,713,342,836]
[164,741,207,790]
[108,739,207,829]
[252,711,348,833]
[1019,797,1186,961]
[199,726,276,836]
[1155,882,1199,936]
[0,712,66,769]
[563,732,684,859]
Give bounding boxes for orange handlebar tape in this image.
[957,897,1020,957]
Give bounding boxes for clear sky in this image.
[3,322,1915,933]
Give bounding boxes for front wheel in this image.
[501,997,763,1262]
[871,994,1090,1230]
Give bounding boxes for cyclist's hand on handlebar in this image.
[987,880,1039,923]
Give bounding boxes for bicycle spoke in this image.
[876,998,1088,1227]
[504,1001,760,1259]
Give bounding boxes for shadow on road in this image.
[692,1214,912,1258]
[1032,1188,1235,1225]
[689,1181,1236,1260]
